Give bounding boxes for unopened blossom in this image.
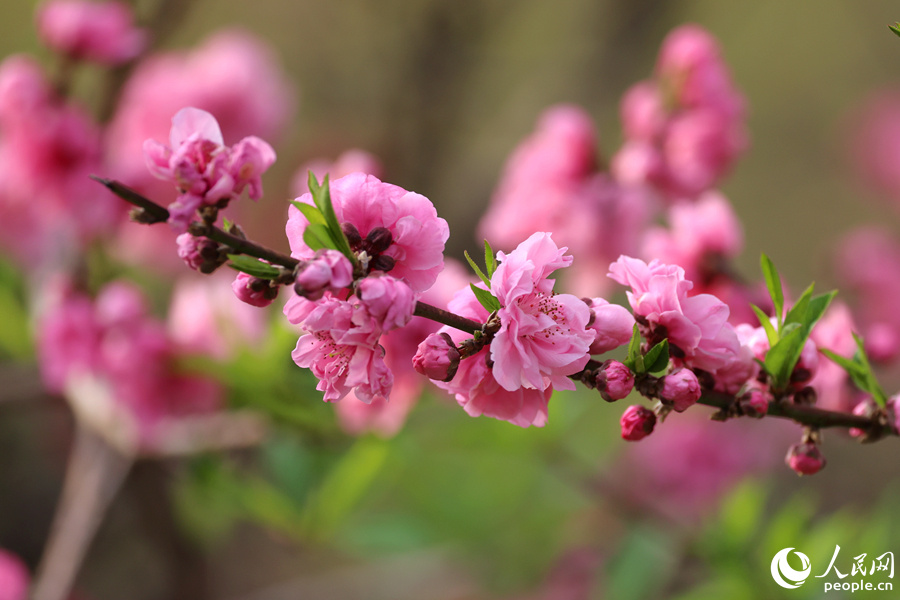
[849,399,876,439]
[413,332,460,382]
[291,149,383,196]
[144,107,276,231]
[660,368,702,412]
[232,271,278,308]
[620,405,656,441]
[586,298,635,355]
[176,232,222,272]
[613,25,747,199]
[434,285,552,428]
[357,275,416,331]
[737,318,819,387]
[290,295,392,403]
[489,233,594,392]
[37,0,146,65]
[293,249,353,300]
[738,387,769,418]
[786,442,826,476]
[287,172,449,292]
[0,549,28,600]
[595,360,634,402]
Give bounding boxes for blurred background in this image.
[3,0,900,599]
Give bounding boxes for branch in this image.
[413,301,483,334]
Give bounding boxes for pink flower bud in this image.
[785,442,826,476]
[232,271,277,307]
[738,387,768,418]
[412,332,460,382]
[596,360,634,402]
[621,405,656,441]
[849,399,875,439]
[176,232,222,273]
[293,249,353,300]
[586,298,635,355]
[37,0,147,65]
[659,368,701,412]
[357,275,416,331]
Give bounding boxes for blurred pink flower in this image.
[613,25,747,199]
[810,302,859,412]
[0,549,29,600]
[287,172,449,292]
[490,232,593,392]
[144,107,276,231]
[36,0,146,65]
[847,90,900,202]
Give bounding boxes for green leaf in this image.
[820,348,866,379]
[852,334,888,407]
[644,339,669,374]
[470,284,501,313]
[750,304,779,347]
[624,324,644,373]
[484,240,498,278]
[890,23,900,38]
[764,323,805,390]
[226,254,281,279]
[783,283,814,328]
[302,223,334,252]
[805,290,837,331]
[464,250,492,288]
[307,173,354,261]
[760,254,783,330]
[291,201,327,227]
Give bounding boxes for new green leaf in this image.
[470,284,501,313]
[644,339,670,374]
[760,254,784,330]
[484,240,498,278]
[227,254,281,279]
[751,304,779,347]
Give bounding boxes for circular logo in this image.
[771,548,812,589]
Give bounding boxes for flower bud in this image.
[620,405,656,441]
[738,387,768,418]
[342,222,363,249]
[364,226,393,255]
[659,368,701,412]
[412,332,460,382]
[790,339,819,387]
[232,272,278,307]
[370,254,396,273]
[176,232,222,273]
[849,399,875,439]
[596,360,634,402]
[357,275,416,331]
[785,442,826,476]
[294,249,353,300]
[586,298,635,355]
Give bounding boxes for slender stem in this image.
[188,222,299,269]
[414,301,483,334]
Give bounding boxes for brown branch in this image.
[413,301,483,334]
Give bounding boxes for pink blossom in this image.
[106,30,293,190]
[479,105,651,296]
[144,107,276,231]
[357,275,416,331]
[291,149,383,196]
[786,442,826,476]
[586,298,635,355]
[490,233,593,392]
[641,191,743,285]
[613,25,746,199]
[37,279,222,446]
[0,56,120,265]
[810,303,861,412]
[620,405,656,441]
[659,368,701,412]
[0,549,28,600]
[293,249,354,300]
[168,271,264,360]
[738,386,769,418]
[290,296,392,403]
[433,285,551,428]
[287,172,449,292]
[37,0,146,65]
[232,271,278,308]
[846,90,900,203]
